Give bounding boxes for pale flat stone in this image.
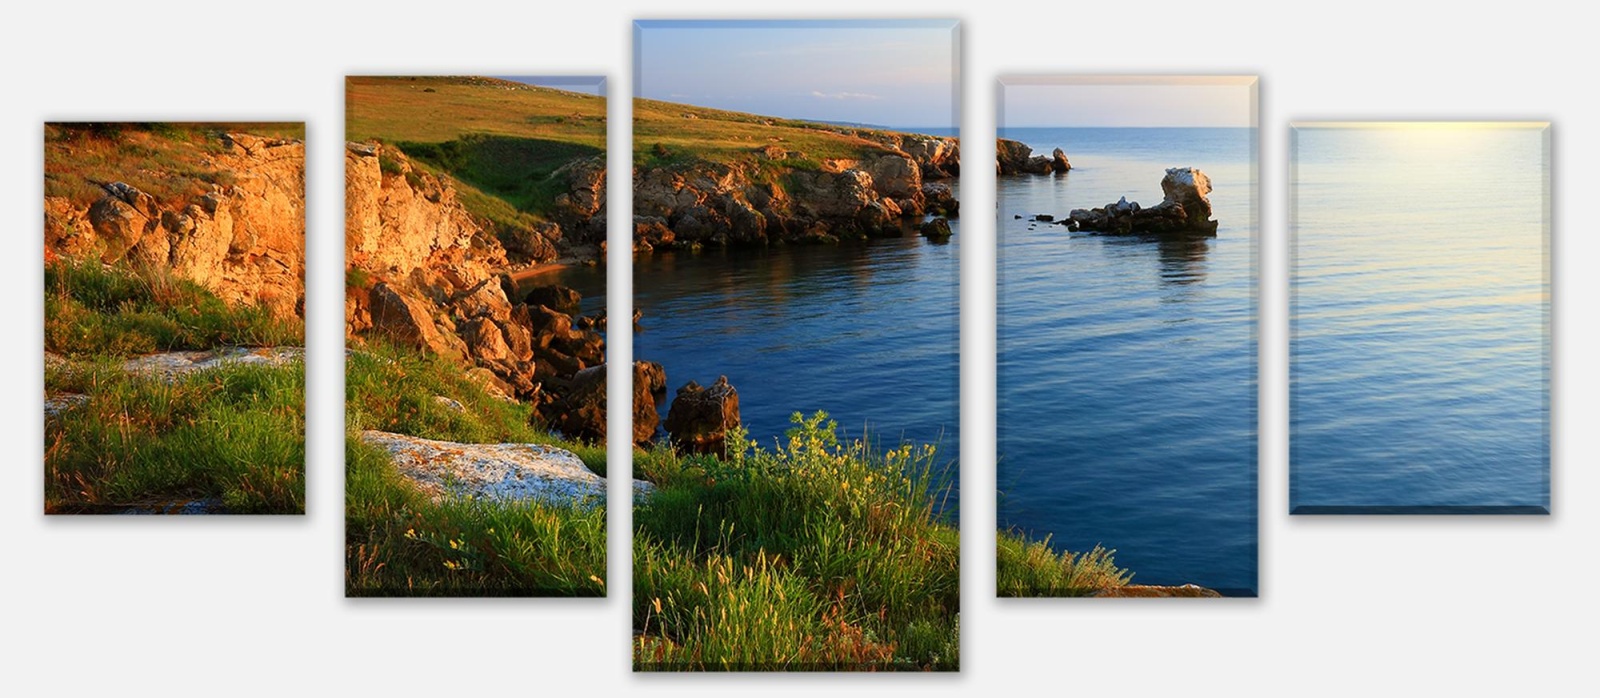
[119,346,303,379]
[44,392,89,420]
[359,430,653,506]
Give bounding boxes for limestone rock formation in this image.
[1064,167,1219,235]
[43,131,307,317]
[997,139,1071,175]
[369,282,464,360]
[359,430,654,505]
[633,131,959,251]
[664,376,741,455]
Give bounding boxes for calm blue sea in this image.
[997,127,1257,594]
[1291,125,1549,513]
[631,205,962,506]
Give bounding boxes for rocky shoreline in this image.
[633,132,959,252]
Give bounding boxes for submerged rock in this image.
[359,430,653,505]
[664,376,741,456]
[919,217,953,242]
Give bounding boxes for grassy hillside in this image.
[45,122,303,207]
[346,76,605,226]
[632,97,922,170]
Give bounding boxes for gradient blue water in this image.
[1291,126,1549,511]
[998,127,1257,593]
[632,213,961,495]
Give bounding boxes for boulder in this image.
[359,430,653,505]
[552,365,606,443]
[920,217,953,242]
[87,194,152,263]
[633,361,663,446]
[459,316,512,364]
[1051,148,1072,172]
[664,376,741,455]
[369,282,463,359]
[637,360,666,394]
[866,154,922,199]
[996,139,1034,175]
[524,284,583,316]
[921,182,959,217]
[1159,167,1215,229]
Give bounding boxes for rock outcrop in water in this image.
[44,132,306,318]
[633,131,959,252]
[996,139,1071,175]
[1063,167,1219,235]
[663,376,742,456]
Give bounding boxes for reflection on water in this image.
[1157,235,1211,286]
[998,127,1256,594]
[1291,124,1548,512]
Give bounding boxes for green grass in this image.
[632,411,959,671]
[45,358,305,514]
[46,259,302,357]
[345,437,606,597]
[344,341,607,596]
[345,76,605,237]
[45,122,304,207]
[345,77,604,149]
[43,259,306,514]
[996,531,1134,597]
[631,97,918,171]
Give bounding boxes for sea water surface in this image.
[1291,125,1549,512]
[632,195,962,499]
[997,127,1257,594]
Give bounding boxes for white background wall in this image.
[2,1,1592,695]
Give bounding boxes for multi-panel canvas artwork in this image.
[44,122,307,515]
[1290,122,1551,514]
[996,76,1259,597]
[343,76,612,595]
[631,19,962,670]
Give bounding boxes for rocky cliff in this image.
[344,143,609,440]
[44,131,306,317]
[633,131,959,252]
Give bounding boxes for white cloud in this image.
[810,90,882,101]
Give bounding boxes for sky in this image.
[493,76,607,96]
[635,20,958,129]
[1001,78,1257,128]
